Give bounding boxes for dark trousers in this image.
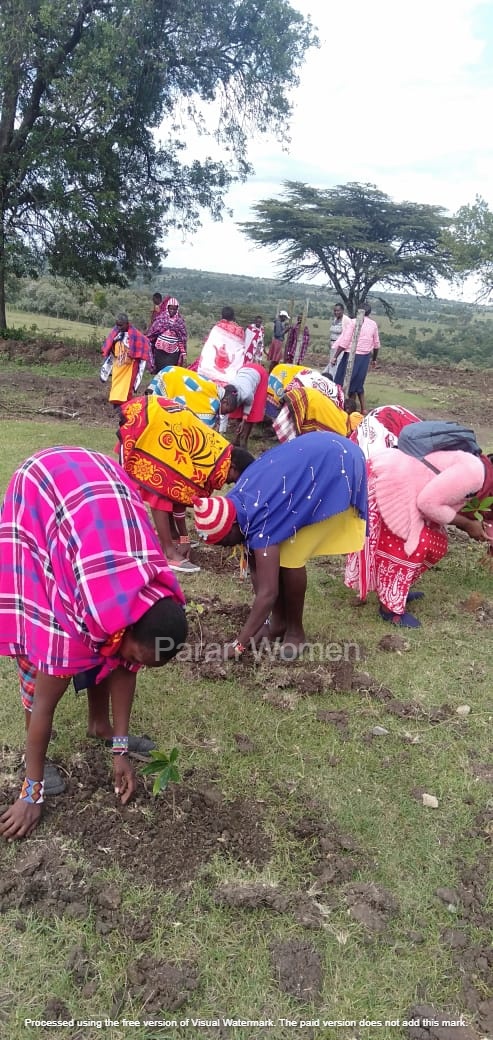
[153,348,181,373]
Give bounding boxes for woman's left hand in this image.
[113,755,136,804]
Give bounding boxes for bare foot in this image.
[279,629,307,661]
[87,725,113,739]
[173,539,191,560]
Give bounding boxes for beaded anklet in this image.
[19,778,45,804]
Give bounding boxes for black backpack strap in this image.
[420,458,440,475]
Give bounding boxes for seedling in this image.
[462,495,493,522]
[462,494,493,568]
[141,747,180,796]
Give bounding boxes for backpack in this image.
[397,421,482,475]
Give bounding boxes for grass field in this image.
[3,306,464,358]
[5,308,108,345]
[3,307,445,342]
[0,362,492,1040]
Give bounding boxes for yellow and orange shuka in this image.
[283,386,349,438]
[118,396,232,506]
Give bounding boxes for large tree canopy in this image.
[445,195,493,300]
[0,0,316,327]
[241,181,452,315]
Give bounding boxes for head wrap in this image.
[193,495,237,543]
[167,297,179,310]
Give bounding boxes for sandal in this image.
[43,760,66,796]
[169,558,201,573]
[20,756,66,796]
[379,606,421,629]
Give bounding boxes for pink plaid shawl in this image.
[0,447,185,677]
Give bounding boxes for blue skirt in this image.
[335,352,371,395]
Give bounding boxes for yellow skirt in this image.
[279,507,366,569]
[109,359,136,403]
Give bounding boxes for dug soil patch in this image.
[0,744,271,905]
[270,938,323,1000]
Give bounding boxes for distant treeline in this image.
[378,322,493,367]
[6,268,493,368]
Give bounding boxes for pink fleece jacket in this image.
[370,449,486,556]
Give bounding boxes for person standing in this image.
[333,302,380,414]
[284,314,302,364]
[244,315,265,364]
[324,302,351,377]
[284,313,311,365]
[267,310,290,372]
[147,297,188,372]
[100,313,151,406]
[197,306,246,384]
[148,292,163,326]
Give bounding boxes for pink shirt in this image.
[333,316,380,356]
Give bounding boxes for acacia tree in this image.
[446,195,493,300]
[0,0,316,329]
[241,181,452,315]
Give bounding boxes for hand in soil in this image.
[224,642,244,660]
[0,799,43,841]
[113,755,136,804]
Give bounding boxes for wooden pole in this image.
[343,306,365,397]
[291,298,308,364]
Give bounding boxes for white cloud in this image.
[162,0,493,299]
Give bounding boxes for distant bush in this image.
[0,325,30,341]
[5,270,493,368]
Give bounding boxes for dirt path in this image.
[0,350,492,441]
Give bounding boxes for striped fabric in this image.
[272,404,297,443]
[0,447,185,678]
[17,655,37,711]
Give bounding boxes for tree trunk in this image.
[0,227,7,331]
[343,307,365,397]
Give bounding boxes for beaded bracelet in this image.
[111,736,129,755]
[232,638,246,655]
[19,778,45,804]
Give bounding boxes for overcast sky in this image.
[162,0,492,298]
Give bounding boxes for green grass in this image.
[0,421,115,484]
[0,374,492,1040]
[4,306,205,360]
[1,544,491,1039]
[5,307,108,344]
